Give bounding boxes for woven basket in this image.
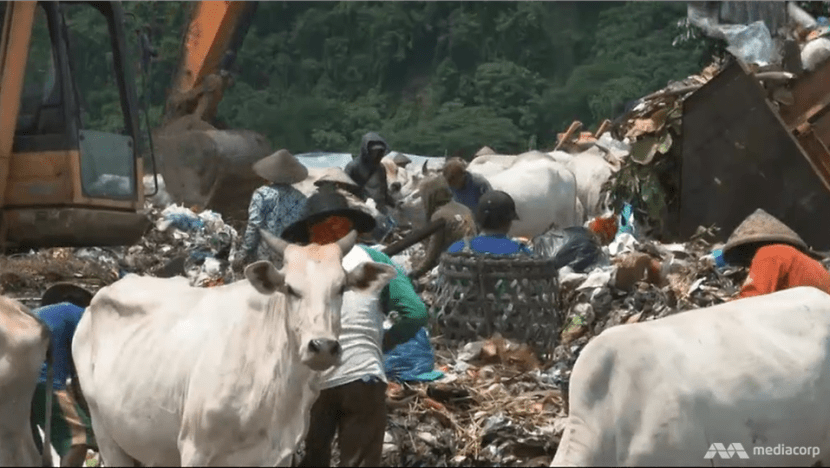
[432,251,561,357]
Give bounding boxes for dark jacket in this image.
[344,132,393,210]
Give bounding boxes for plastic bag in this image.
[532,226,608,273]
[156,205,205,232]
[384,327,444,382]
[720,21,777,66]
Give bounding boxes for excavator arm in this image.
[164,1,257,125]
[153,1,272,222]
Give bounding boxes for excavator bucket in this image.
[153,115,272,223]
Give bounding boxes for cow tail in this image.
[42,340,55,467]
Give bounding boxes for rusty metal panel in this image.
[795,131,830,191]
[778,57,830,131]
[813,111,830,147]
[680,60,830,250]
[4,207,150,248]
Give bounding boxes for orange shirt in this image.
[739,244,830,299]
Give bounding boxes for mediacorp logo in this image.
[705,442,821,459]
[704,443,750,460]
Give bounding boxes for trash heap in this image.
[0,201,241,308]
[380,225,746,467]
[603,2,830,238]
[380,335,566,467]
[602,59,726,238]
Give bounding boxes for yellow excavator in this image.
[0,1,269,250]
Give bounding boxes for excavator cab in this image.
[0,1,150,249]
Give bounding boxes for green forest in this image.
[58,2,829,157]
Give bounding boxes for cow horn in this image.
[336,230,358,254]
[422,160,428,175]
[260,229,289,255]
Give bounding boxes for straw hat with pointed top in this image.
[388,151,411,167]
[475,146,496,157]
[312,168,361,196]
[722,208,821,266]
[252,149,309,185]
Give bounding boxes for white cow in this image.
[72,231,396,466]
[553,287,830,467]
[0,295,54,467]
[388,161,439,230]
[469,151,579,238]
[563,150,615,221]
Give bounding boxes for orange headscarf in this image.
[309,215,354,245]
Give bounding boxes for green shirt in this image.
[360,245,429,348]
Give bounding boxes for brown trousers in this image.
[298,379,387,467]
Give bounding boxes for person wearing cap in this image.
[344,132,395,212]
[283,186,428,467]
[442,157,493,213]
[721,208,830,299]
[238,149,309,267]
[409,174,477,279]
[30,283,97,467]
[447,190,532,256]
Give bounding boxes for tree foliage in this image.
[46,1,713,159]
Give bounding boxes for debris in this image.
[1,140,756,468]
[802,37,830,72]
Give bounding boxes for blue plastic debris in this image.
[384,327,444,383]
[617,203,636,237]
[713,248,727,268]
[165,213,205,232]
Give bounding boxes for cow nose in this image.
[391,182,402,193]
[309,339,341,356]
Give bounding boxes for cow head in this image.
[244,230,397,371]
[389,163,436,230]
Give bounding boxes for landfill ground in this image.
[8,39,830,464]
[1,198,784,467]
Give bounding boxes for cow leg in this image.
[86,405,138,467]
[179,443,214,467]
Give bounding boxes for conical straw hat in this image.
[313,168,361,196]
[252,149,309,184]
[722,208,809,265]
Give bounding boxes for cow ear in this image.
[245,261,285,295]
[346,262,397,295]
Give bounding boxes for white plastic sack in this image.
[802,37,830,72]
[607,232,639,257]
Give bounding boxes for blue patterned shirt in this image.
[242,183,308,261]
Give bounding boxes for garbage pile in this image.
[0,201,241,308]
[378,223,746,466]
[380,335,566,467]
[600,59,725,238]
